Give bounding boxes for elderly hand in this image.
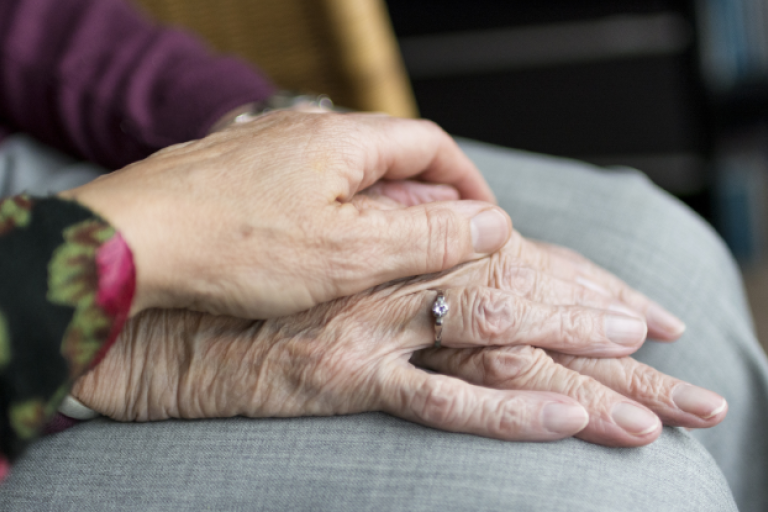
[60,111,507,319]
[72,219,724,447]
[360,187,723,446]
[360,180,687,341]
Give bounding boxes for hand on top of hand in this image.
[360,179,687,342]
[61,111,507,319]
[73,190,726,448]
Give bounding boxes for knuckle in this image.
[464,288,516,343]
[512,349,599,404]
[558,372,600,404]
[423,208,464,270]
[549,351,581,369]
[497,264,538,298]
[508,347,554,387]
[496,397,530,435]
[419,378,463,425]
[479,345,545,386]
[625,367,669,401]
[558,308,597,347]
[314,114,366,164]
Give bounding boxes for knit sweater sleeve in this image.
[0,0,276,169]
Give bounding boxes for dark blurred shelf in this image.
[411,54,703,157]
[387,0,715,222]
[386,0,689,37]
[386,0,768,250]
[710,83,768,128]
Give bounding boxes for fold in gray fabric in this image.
[0,135,103,198]
[1,136,760,511]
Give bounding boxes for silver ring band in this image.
[432,290,449,348]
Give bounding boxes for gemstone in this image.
[432,298,449,318]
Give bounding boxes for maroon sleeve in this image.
[0,0,276,169]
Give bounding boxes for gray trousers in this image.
[1,135,765,511]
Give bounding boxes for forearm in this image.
[0,0,275,169]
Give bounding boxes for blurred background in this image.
[136,0,768,350]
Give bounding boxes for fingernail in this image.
[470,209,510,253]
[542,402,589,435]
[604,315,647,345]
[672,384,727,419]
[646,303,686,338]
[611,402,660,435]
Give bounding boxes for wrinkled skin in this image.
[61,111,510,319]
[74,193,726,448]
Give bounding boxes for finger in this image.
[378,363,588,441]
[522,239,685,341]
[402,287,647,357]
[492,264,642,317]
[334,201,511,291]
[412,346,663,447]
[349,193,404,211]
[362,180,460,206]
[347,114,496,202]
[550,353,727,428]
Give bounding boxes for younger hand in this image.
[61,112,507,319]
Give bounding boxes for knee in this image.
[596,169,743,299]
[574,165,731,271]
[424,427,735,512]
[491,428,736,512]
[580,428,736,511]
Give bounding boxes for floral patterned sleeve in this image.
[0,195,135,481]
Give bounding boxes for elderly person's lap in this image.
[0,415,733,512]
[1,136,761,511]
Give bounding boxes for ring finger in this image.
[399,287,647,357]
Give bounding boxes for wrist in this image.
[57,186,150,316]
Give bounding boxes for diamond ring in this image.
[432,290,449,348]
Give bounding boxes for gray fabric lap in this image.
[0,134,103,198]
[0,135,746,511]
[2,415,734,512]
